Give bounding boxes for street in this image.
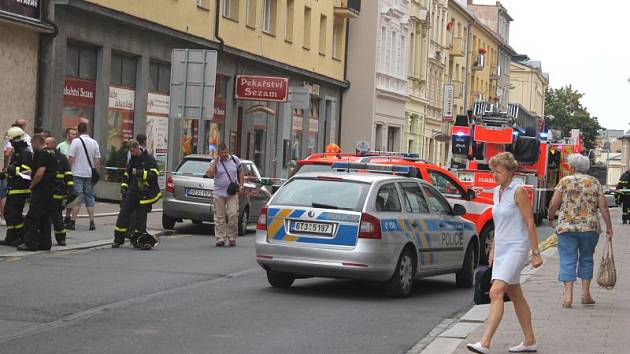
[0,212,554,354]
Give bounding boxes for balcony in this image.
[334,0,361,18]
[452,80,464,99]
[449,37,464,57]
[472,54,485,71]
[489,65,500,80]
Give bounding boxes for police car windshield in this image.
[177,159,211,175]
[289,164,332,177]
[272,178,369,212]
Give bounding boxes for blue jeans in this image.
[0,179,7,198]
[557,231,599,282]
[74,177,95,208]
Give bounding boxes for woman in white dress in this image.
[467,152,544,354]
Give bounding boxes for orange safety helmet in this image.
[325,143,341,153]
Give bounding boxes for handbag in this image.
[597,237,616,290]
[474,266,511,305]
[220,156,240,196]
[78,137,100,184]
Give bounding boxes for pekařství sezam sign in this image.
[0,0,41,20]
[235,75,288,102]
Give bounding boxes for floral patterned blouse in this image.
[555,173,602,234]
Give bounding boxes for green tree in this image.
[544,85,601,151]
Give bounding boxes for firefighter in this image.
[112,140,161,250]
[0,127,32,246]
[18,134,58,251]
[45,136,76,246]
[616,169,630,224]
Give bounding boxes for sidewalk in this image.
[0,201,166,258]
[451,208,629,354]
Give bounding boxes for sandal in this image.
[562,300,572,308]
[581,297,596,305]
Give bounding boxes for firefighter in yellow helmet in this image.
[325,143,341,154]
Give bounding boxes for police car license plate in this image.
[290,221,334,236]
[187,188,212,198]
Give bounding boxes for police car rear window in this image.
[289,164,332,177]
[177,159,211,175]
[272,178,369,211]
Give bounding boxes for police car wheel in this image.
[456,243,476,288]
[479,223,494,265]
[238,208,249,236]
[385,248,416,298]
[266,270,295,288]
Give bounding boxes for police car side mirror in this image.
[453,204,467,216]
[465,189,476,201]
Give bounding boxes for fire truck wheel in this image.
[479,222,494,265]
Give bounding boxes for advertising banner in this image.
[0,0,40,20]
[442,84,454,121]
[235,75,289,102]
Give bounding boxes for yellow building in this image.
[468,20,501,107]
[509,56,549,117]
[446,0,474,117]
[38,0,358,191]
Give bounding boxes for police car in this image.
[255,163,479,297]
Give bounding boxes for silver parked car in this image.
[163,154,272,235]
[255,167,478,297]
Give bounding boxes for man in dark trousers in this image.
[112,140,161,250]
[0,127,33,246]
[18,134,58,251]
[46,136,76,246]
[616,169,630,224]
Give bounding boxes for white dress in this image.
[491,180,531,285]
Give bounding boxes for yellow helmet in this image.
[6,127,25,141]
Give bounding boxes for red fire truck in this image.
[449,102,583,225]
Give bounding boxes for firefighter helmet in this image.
[6,127,25,141]
[130,232,158,250]
[325,143,341,153]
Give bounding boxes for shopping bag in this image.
[474,266,511,305]
[597,237,616,290]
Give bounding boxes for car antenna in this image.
[346,157,350,173]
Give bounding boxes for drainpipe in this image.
[214,0,225,51]
[35,0,59,133]
[463,18,475,111]
[337,19,351,146]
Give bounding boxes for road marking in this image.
[162,234,192,239]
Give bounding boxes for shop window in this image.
[318,14,327,55]
[65,42,97,80]
[111,53,137,88]
[285,0,294,42]
[306,98,320,155]
[332,17,343,59]
[149,61,171,93]
[262,0,277,34]
[303,7,311,49]
[291,108,304,165]
[223,0,239,21]
[246,0,256,28]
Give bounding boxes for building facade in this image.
[341,0,409,153]
[0,0,53,159]
[509,56,549,117]
[38,0,357,198]
[446,0,472,118]
[467,19,499,110]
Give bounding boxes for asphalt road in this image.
[0,222,555,354]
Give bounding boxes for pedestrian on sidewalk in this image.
[205,143,243,247]
[467,152,543,354]
[547,154,613,308]
[57,128,77,226]
[18,134,57,251]
[67,122,101,231]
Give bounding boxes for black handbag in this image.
[78,137,100,184]
[474,266,511,305]
[220,156,240,196]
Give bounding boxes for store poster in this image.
[107,86,135,181]
[63,78,95,129]
[146,92,169,189]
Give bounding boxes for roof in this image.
[291,171,417,184]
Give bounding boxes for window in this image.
[428,170,465,198]
[223,0,239,20]
[400,182,430,214]
[246,0,256,28]
[376,184,402,212]
[399,35,405,76]
[422,185,452,215]
[149,61,171,93]
[387,126,399,152]
[262,0,277,34]
[272,178,370,212]
[379,26,386,70]
[111,52,137,87]
[375,124,383,150]
[390,31,396,75]
[196,0,209,9]
[318,15,327,55]
[65,42,97,80]
[332,17,343,59]
[303,6,311,49]
[285,0,294,41]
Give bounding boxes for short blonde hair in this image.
[489,152,519,173]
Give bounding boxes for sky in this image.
[475,0,630,131]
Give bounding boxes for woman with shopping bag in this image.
[548,154,614,308]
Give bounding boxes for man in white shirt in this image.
[67,122,101,230]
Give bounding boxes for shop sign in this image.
[213,98,226,123]
[147,92,170,116]
[0,0,41,21]
[442,84,454,121]
[64,78,95,107]
[235,75,288,102]
[109,86,135,111]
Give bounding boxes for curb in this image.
[0,228,179,259]
[408,247,558,354]
[77,208,163,219]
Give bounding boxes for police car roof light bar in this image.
[355,150,420,159]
